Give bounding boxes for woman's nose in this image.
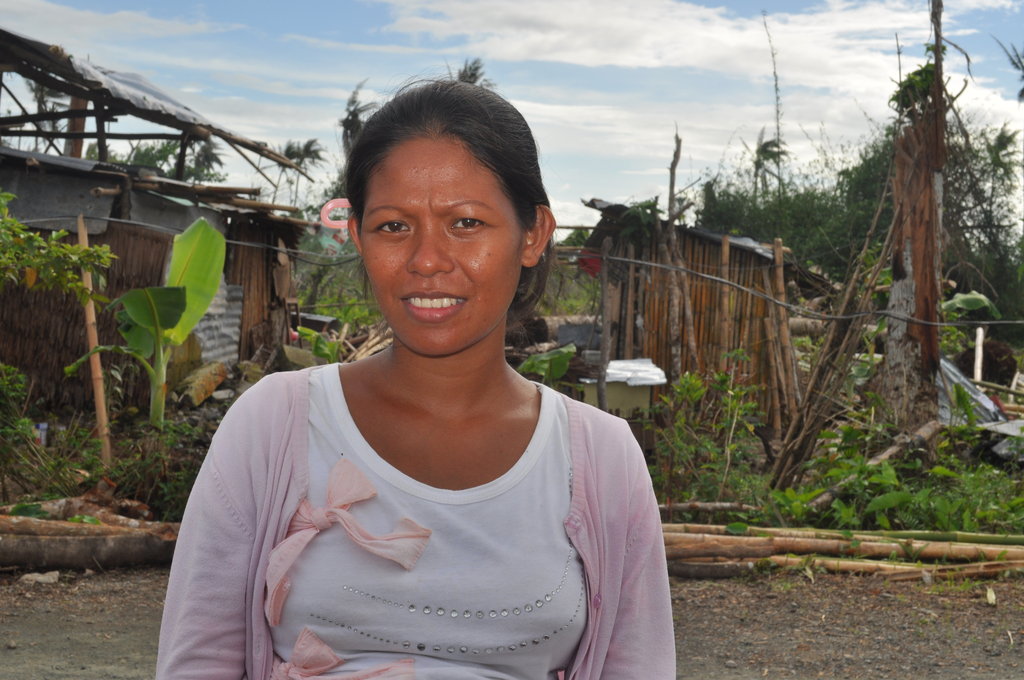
[406,227,455,276]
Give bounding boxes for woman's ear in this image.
[347,215,363,255]
[521,205,556,267]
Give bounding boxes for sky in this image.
[1,0,1022,227]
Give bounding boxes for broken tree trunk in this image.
[876,4,945,431]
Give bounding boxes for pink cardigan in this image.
[156,368,675,679]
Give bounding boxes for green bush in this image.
[648,352,765,509]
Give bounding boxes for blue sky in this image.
[1,0,1022,226]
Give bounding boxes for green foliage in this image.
[297,326,344,364]
[8,502,47,518]
[67,218,226,429]
[0,364,89,501]
[648,352,765,508]
[771,415,1024,534]
[517,344,576,387]
[86,420,205,521]
[291,230,379,328]
[0,191,114,303]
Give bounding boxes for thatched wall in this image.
[0,221,171,410]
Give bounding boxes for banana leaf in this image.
[164,218,226,345]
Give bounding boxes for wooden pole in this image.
[624,243,636,360]
[77,215,112,465]
[598,237,612,412]
[773,238,798,416]
[973,327,984,382]
[718,235,732,372]
[66,96,88,158]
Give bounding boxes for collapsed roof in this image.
[0,26,305,181]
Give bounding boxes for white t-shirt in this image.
[270,365,586,679]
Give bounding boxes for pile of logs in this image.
[665,523,1024,582]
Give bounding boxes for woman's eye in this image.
[454,218,482,229]
[377,221,406,233]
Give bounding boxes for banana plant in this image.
[68,218,226,428]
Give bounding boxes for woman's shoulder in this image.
[557,391,635,440]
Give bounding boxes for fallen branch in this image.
[807,419,943,511]
[659,502,760,517]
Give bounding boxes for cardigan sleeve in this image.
[564,395,676,679]
[155,374,289,680]
[598,455,675,678]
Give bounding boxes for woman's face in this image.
[349,136,553,359]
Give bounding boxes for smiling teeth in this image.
[409,297,460,309]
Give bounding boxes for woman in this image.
[156,80,674,679]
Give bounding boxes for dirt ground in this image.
[1,566,1023,679]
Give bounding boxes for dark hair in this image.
[345,80,553,323]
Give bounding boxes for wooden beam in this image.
[1,129,181,141]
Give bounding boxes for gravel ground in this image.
[2,566,1023,679]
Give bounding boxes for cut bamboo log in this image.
[662,530,1024,562]
[664,523,1024,547]
[669,561,755,579]
[664,535,775,560]
[885,560,1024,582]
[766,555,923,576]
[659,502,760,516]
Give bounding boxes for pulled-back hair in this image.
[345,80,553,324]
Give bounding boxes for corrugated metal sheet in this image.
[192,283,244,366]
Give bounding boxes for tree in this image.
[995,38,1024,227]
[85,139,227,184]
[452,57,495,89]
[0,192,113,303]
[273,138,326,208]
[996,39,1024,101]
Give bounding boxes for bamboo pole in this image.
[663,530,1024,562]
[766,555,923,576]
[659,501,760,517]
[885,560,1024,582]
[77,215,112,465]
[663,523,1024,547]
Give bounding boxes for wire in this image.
[566,248,1024,329]
[19,214,362,266]
[24,214,1022,328]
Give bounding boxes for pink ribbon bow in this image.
[272,628,344,680]
[265,458,431,625]
[271,628,416,680]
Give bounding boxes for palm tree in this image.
[275,138,326,207]
[451,58,495,90]
[746,126,787,203]
[341,80,376,160]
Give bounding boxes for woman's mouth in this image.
[407,297,463,309]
